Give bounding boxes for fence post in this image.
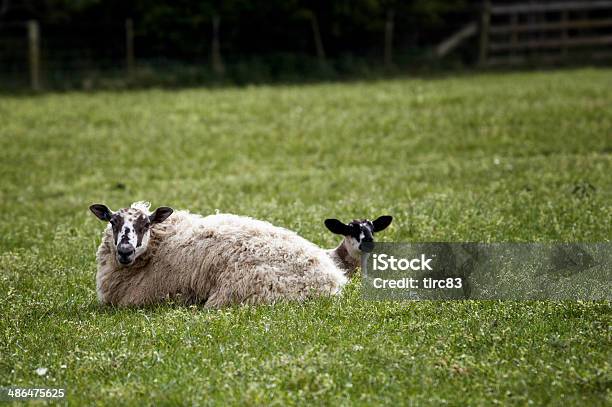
[211,14,225,74]
[479,0,491,66]
[27,20,40,91]
[510,12,517,58]
[561,10,568,57]
[126,19,135,77]
[384,9,394,69]
[308,11,326,66]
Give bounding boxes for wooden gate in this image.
[479,1,612,65]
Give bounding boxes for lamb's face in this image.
[90,203,173,267]
[325,216,393,254]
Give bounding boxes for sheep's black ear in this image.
[90,204,113,222]
[325,219,351,236]
[149,207,173,224]
[373,215,393,232]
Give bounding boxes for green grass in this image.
[0,68,610,406]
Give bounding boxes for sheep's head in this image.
[325,216,393,255]
[89,202,173,267]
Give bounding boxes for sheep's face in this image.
[89,203,173,267]
[325,216,393,255]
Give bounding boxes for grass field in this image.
[0,68,610,405]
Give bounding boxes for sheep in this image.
[89,202,347,308]
[324,216,393,277]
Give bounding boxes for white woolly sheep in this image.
[89,202,347,308]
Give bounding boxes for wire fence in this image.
[0,20,129,90]
[0,21,29,88]
[0,7,482,91]
[1,2,610,91]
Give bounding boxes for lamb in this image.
[89,202,347,308]
[324,216,393,277]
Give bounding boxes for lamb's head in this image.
[89,202,173,266]
[325,216,393,255]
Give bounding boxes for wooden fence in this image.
[479,0,612,65]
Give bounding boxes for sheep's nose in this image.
[117,244,135,263]
[360,240,375,252]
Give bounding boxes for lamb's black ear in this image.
[89,204,113,222]
[149,207,173,224]
[373,215,393,232]
[325,219,351,236]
